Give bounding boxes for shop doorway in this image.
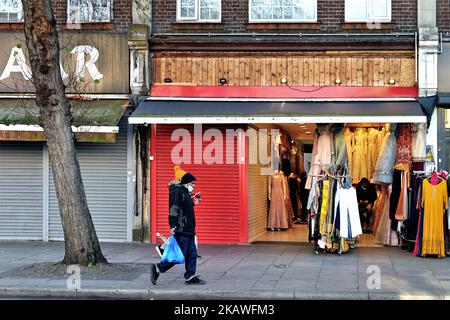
[247,122,405,249]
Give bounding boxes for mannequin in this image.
[268,170,288,231]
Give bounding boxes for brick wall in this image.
[438,0,450,34]
[0,0,132,33]
[152,0,417,34]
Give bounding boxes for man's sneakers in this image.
[185,276,206,285]
[150,263,160,285]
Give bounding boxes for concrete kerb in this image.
[0,287,448,300]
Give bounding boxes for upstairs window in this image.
[177,0,221,22]
[249,0,317,22]
[345,0,391,22]
[0,0,22,22]
[68,0,112,23]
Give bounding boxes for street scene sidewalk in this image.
[0,241,449,300]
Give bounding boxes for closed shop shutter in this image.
[49,117,128,242]
[0,142,43,240]
[153,124,242,244]
[247,127,270,242]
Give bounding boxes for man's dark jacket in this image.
[168,182,196,235]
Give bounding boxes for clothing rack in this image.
[308,173,350,179]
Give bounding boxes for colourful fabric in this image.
[319,180,330,235]
[397,124,412,164]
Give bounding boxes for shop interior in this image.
[250,122,438,255]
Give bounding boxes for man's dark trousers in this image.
[157,234,197,280]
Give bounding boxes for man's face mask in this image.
[186,184,194,193]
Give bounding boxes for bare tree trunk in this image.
[21,0,107,265]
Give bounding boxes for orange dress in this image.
[421,179,448,258]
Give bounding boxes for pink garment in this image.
[374,185,399,246]
[316,124,333,167]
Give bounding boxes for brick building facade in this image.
[152,0,417,34]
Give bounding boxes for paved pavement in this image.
[0,241,450,300]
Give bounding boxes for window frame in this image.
[67,0,113,24]
[248,0,317,23]
[0,0,23,23]
[176,0,222,23]
[344,0,391,23]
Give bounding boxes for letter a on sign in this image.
[0,47,32,81]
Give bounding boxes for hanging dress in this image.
[268,173,289,229]
[375,184,399,246]
[332,125,348,171]
[305,129,319,190]
[344,127,354,179]
[397,124,412,164]
[412,123,427,162]
[284,175,294,227]
[374,124,397,184]
[352,128,368,183]
[316,124,334,169]
[421,179,448,258]
[367,128,379,181]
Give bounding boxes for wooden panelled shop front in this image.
[153,51,415,87]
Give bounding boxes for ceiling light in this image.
[305,131,311,134]
[280,78,288,84]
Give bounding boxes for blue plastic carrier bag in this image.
[161,235,185,264]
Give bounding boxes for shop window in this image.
[345,0,391,22]
[177,0,221,22]
[68,0,112,23]
[249,0,316,22]
[0,0,22,22]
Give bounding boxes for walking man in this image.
[150,170,205,285]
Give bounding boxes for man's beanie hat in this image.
[181,173,196,185]
[173,165,187,181]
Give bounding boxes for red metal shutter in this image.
[152,124,244,244]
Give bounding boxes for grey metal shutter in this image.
[247,127,270,242]
[0,142,43,240]
[49,117,128,242]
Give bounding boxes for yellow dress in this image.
[319,180,329,235]
[367,128,379,181]
[352,128,368,183]
[421,179,448,258]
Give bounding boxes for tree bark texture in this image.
[21,0,107,265]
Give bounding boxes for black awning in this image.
[438,93,450,107]
[129,99,426,124]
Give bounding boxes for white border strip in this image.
[0,124,119,133]
[146,97,417,102]
[129,116,427,124]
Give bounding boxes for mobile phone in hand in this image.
[194,191,202,198]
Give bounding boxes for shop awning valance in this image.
[129,99,427,124]
[0,99,128,142]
